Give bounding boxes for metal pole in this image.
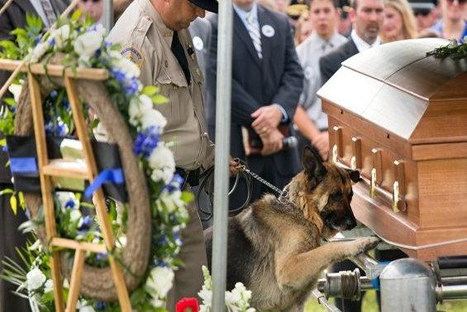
[211,1,233,311]
[102,0,114,31]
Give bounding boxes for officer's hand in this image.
[313,131,329,161]
[251,105,283,135]
[260,128,284,156]
[229,157,240,177]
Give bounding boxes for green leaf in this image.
[10,195,17,215]
[152,94,168,104]
[41,291,54,303]
[71,9,82,22]
[18,192,25,210]
[3,97,16,106]
[0,188,14,196]
[11,28,27,38]
[181,191,194,203]
[143,86,158,96]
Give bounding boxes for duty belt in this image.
[175,167,200,187]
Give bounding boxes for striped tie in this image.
[40,0,57,28]
[246,12,262,59]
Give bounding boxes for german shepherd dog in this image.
[205,147,379,311]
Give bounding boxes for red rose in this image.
[176,297,199,312]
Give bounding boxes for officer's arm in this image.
[271,18,304,124]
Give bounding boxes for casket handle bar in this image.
[332,156,407,213]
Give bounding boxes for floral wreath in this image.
[1,12,190,311]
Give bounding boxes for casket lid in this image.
[318,38,467,144]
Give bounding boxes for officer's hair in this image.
[309,0,339,8]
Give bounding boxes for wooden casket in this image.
[318,38,467,261]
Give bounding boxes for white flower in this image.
[74,31,103,61]
[77,300,95,312]
[29,240,42,251]
[26,268,46,291]
[29,42,49,63]
[44,279,53,293]
[55,192,79,213]
[93,24,106,37]
[141,109,167,131]
[70,209,82,223]
[116,236,127,249]
[157,190,184,214]
[51,24,71,49]
[8,83,22,102]
[113,56,140,78]
[145,266,174,298]
[79,306,95,312]
[128,95,154,126]
[148,144,175,183]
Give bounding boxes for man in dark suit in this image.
[319,0,384,84]
[207,0,303,209]
[0,1,68,311]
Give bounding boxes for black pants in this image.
[0,184,31,312]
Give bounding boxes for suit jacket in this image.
[206,4,303,176]
[319,38,358,85]
[0,0,69,184]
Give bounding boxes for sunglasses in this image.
[446,0,467,4]
[81,0,101,3]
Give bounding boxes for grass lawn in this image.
[305,290,467,311]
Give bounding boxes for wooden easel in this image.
[0,60,132,311]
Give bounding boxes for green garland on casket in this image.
[0,11,192,311]
[427,38,467,59]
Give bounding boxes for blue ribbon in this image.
[84,168,124,198]
[10,157,38,175]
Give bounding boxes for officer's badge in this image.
[121,45,145,69]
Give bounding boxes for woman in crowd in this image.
[381,0,418,41]
[429,0,467,42]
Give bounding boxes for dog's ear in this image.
[346,169,361,183]
[302,146,327,188]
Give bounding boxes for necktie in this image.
[246,12,262,59]
[40,0,57,28]
[321,41,334,54]
[171,31,191,85]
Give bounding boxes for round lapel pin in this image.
[193,36,204,51]
[261,25,275,38]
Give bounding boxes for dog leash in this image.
[195,159,289,221]
[234,158,289,203]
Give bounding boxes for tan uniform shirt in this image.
[107,0,215,171]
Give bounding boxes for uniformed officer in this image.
[107,0,221,310]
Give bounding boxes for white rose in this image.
[79,306,96,312]
[74,31,103,60]
[93,24,106,37]
[151,168,174,185]
[113,56,140,78]
[26,268,46,290]
[128,95,154,126]
[8,83,22,102]
[70,209,82,223]
[52,24,71,49]
[148,144,175,172]
[141,109,167,131]
[29,42,49,63]
[44,279,53,293]
[145,266,174,298]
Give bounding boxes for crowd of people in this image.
[0,0,467,310]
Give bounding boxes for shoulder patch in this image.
[121,45,145,69]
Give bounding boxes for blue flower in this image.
[48,38,55,46]
[96,301,106,310]
[8,106,15,113]
[133,127,159,157]
[64,199,75,209]
[61,97,70,110]
[95,48,102,58]
[2,145,7,153]
[95,253,107,262]
[79,215,93,230]
[50,90,58,98]
[164,173,183,193]
[154,259,168,267]
[34,34,42,45]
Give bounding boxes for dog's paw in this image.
[346,237,380,257]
